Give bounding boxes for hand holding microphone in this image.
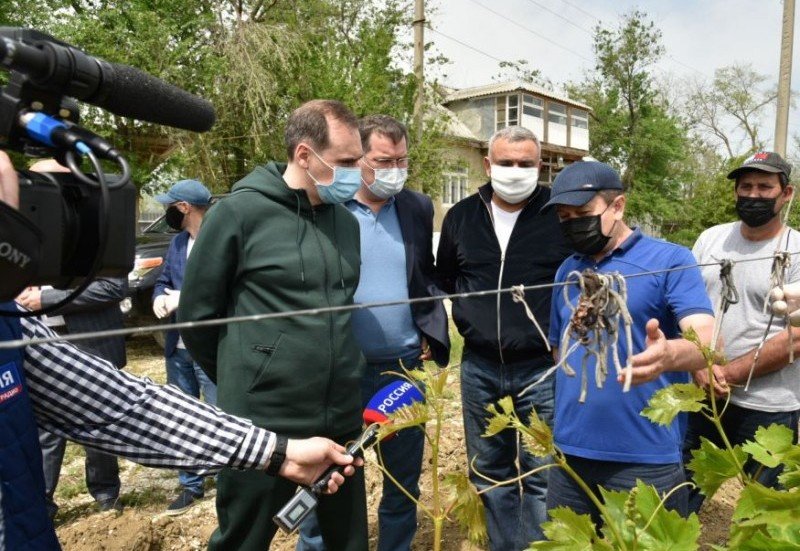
[278,437,363,490]
[274,380,425,533]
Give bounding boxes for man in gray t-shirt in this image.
[683,151,800,513]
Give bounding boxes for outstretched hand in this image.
[279,437,363,492]
[623,318,671,386]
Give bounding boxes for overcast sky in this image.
[422,0,798,147]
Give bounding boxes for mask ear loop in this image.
[306,146,336,186]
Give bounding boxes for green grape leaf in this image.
[377,402,430,440]
[596,482,700,550]
[520,408,555,457]
[778,465,800,489]
[483,398,515,437]
[741,424,797,469]
[406,368,428,383]
[597,488,636,547]
[629,481,701,551]
[497,395,515,414]
[528,507,613,550]
[733,483,800,531]
[641,383,706,427]
[431,366,450,395]
[686,438,747,498]
[683,327,726,365]
[443,472,487,546]
[726,526,800,551]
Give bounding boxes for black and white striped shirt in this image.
[20,315,276,473]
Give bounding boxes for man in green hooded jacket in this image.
[179,99,368,550]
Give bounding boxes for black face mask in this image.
[736,196,778,228]
[560,214,613,256]
[165,205,185,231]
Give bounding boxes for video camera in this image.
[0,27,215,314]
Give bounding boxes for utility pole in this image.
[413,0,425,142]
[774,0,795,157]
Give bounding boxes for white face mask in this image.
[366,167,408,199]
[490,165,539,204]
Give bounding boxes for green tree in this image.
[568,10,690,227]
[1,0,447,196]
[686,64,777,158]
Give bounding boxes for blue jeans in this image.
[460,348,554,551]
[547,455,688,526]
[683,402,800,513]
[38,429,120,517]
[297,358,424,551]
[166,347,217,495]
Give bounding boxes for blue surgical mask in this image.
[366,167,408,199]
[307,148,362,204]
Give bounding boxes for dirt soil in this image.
[54,336,735,550]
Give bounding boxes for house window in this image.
[522,94,543,118]
[441,166,469,206]
[495,94,520,130]
[548,103,567,125]
[571,108,588,129]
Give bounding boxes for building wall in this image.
[446,98,496,142]
[447,92,590,151]
[571,126,589,150]
[433,141,487,230]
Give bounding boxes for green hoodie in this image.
[179,162,364,438]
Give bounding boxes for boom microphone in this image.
[0,29,215,132]
[273,380,425,533]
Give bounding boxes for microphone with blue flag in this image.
[274,379,424,533]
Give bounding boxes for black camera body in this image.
[17,170,135,288]
[0,27,213,308]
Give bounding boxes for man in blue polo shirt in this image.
[543,161,715,524]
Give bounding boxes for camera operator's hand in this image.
[16,287,42,310]
[279,437,363,492]
[0,151,19,210]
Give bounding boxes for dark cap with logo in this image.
[542,161,623,211]
[727,151,792,180]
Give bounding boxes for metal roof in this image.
[444,80,591,111]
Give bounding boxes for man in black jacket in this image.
[436,126,571,550]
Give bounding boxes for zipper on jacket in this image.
[496,252,507,364]
[310,207,335,434]
[480,198,507,364]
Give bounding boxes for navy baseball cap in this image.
[155,179,212,205]
[727,151,792,180]
[542,161,623,211]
